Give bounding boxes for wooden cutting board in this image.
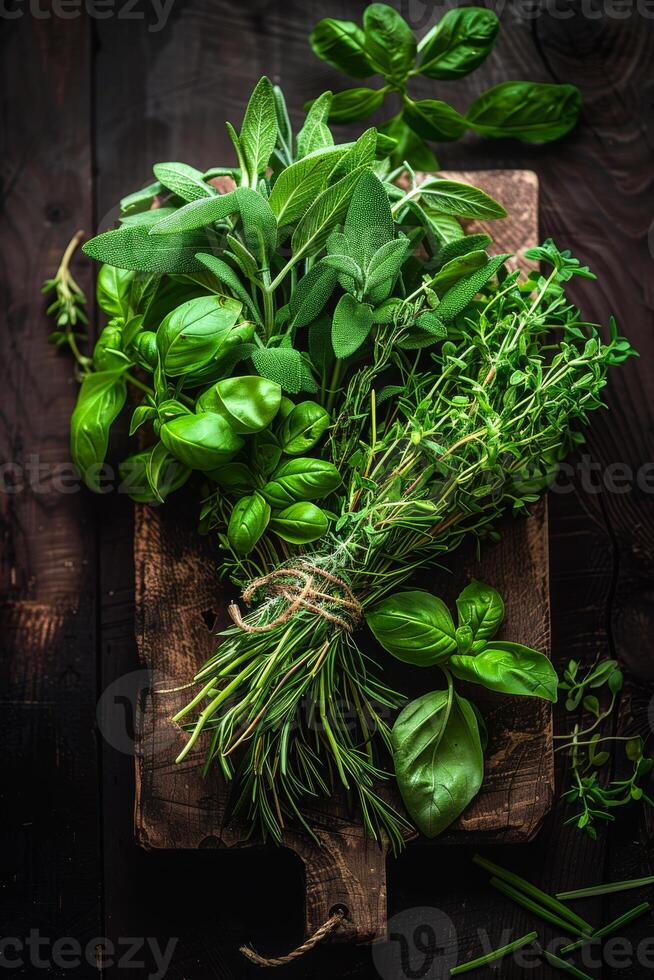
[134,171,552,945]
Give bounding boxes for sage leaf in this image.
[418,7,499,80]
[251,347,317,394]
[456,579,505,650]
[269,501,329,544]
[120,180,162,215]
[160,412,244,470]
[227,492,271,555]
[332,293,374,359]
[328,87,386,124]
[420,178,507,220]
[156,295,243,376]
[392,689,484,837]
[449,642,559,702]
[289,264,339,329]
[297,92,334,159]
[365,237,411,299]
[431,250,488,294]
[466,81,581,142]
[71,369,127,491]
[435,233,491,268]
[344,169,394,266]
[268,146,348,226]
[403,98,467,142]
[239,75,278,180]
[435,253,511,322]
[329,127,378,181]
[262,458,342,509]
[363,4,417,84]
[292,167,366,261]
[83,224,208,275]
[366,590,457,666]
[196,375,282,434]
[153,161,216,202]
[310,18,375,78]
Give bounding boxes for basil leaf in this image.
[456,579,505,650]
[449,641,558,702]
[435,253,511,323]
[83,224,209,275]
[297,92,334,159]
[289,264,339,329]
[119,448,190,504]
[420,178,506,220]
[92,322,129,372]
[96,265,134,317]
[292,167,366,261]
[71,369,127,491]
[196,375,282,434]
[366,590,457,666]
[380,115,439,171]
[403,98,467,142]
[269,501,329,544]
[251,429,283,476]
[418,7,499,80]
[268,147,348,227]
[153,162,216,202]
[251,347,317,394]
[204,461,257,494]
[239,75,278,180]
[156,295,243,376]
[466,81,581,142]
[228,492,271,555]
[310,18,375,78]
[332,294,374,359]
[160,412,243,470]
[363,4,417,84]
[194,252,263,326]
[328,87,386,124]
[280,401,330,454]
[262,458,342,509]
[392,690,484,837]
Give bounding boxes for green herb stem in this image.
[489,878,588,937]
[539,947,593,980]
[557,877,654,901]
[450,931,538,975]
[559,902,650,955]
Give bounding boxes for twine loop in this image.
[228,562,362,634]
[240,908,345,967]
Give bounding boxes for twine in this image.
[228,563,362,634]
[240,908,345,968]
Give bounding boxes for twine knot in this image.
[228,563,362,634]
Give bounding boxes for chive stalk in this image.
[450,931,538,975]
[540,947,593,980]
[559,902,650,955]
[489,878,589,937]
[556,876,654,901]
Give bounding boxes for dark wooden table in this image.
[2,3,653,977]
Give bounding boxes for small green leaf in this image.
[328,87,386,123]
[251,347,318,394]
[280,401,330,454]
[297,92,334,159]
[363,3,417,84]
[228,492,271,555]
[456,580,505,650]
[450,642,558,702]
[71,369,128,491]
[418,7,499,80]
[239,76,278,179]
[156,295,242,376]
[268,146,349,226]
[344,169,394,266]
[420,178,506,220]
[309,18,375,78]
[194,252,263,325]
[83,224,209,275]
[366,590,457,666]
[96,265,134,317]
[403,98,467,142]
[160,412,244,470]
[262,458,342,509]
[197,376,281,434]
[292,167,366,261]
[332,294,374,359]
[436,254,511,322]
[119,447,190,504]
[465,81,581,142]
[269,501,329,544]
[289,264,339,329]
[153,161,216,202]
[380,114,439,171]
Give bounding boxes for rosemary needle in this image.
[450,931,537,975]
[557,876,654,901]
[473,855,593,935]
[539,947,593,980]
[559,902,651,955]
[489,878,589,937]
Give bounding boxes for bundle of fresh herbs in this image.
[309,3,581,169]
[50,72,634,849]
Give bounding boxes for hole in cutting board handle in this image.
[329,903,351,921]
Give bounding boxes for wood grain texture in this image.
[133,170,552,943]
